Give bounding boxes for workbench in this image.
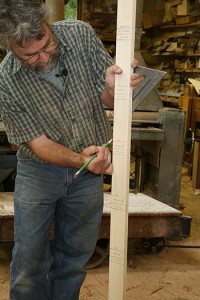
[0,192,187,268]
[0,192,183,241]
[99,193,182,238]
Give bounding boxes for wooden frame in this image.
[77,0,117,41]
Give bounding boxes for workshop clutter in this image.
[143,0,199,29]
[142,24,200,106]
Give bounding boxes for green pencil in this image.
[74,139,113,177]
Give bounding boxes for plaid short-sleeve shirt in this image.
[0,20,113,160]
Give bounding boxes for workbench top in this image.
[103,193,182,216]
[0,192,182,219]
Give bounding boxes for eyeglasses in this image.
[23,40,57,65]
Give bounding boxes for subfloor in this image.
[1,165,200,300]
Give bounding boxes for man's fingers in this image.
[104,163,113,175]
[106,64,122,76]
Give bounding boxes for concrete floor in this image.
[0,166,200,299]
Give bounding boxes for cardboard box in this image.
[177,0,188,16]
[176,15,197,24]
[143,9,165,29]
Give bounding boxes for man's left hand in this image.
[105,59,144,97]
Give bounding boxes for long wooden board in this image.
[108,1,137,299]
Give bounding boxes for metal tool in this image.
[132,66,166,111]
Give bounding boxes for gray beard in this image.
[25,48,60,73]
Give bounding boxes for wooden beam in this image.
[45,0,65,23]
[108,1,137,299]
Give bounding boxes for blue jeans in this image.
[10,153,104,300]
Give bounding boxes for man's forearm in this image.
[27,134,84,168]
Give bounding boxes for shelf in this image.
[141,50,200,58]
[151,53,200,57]
[176,69,200,73]
[160,22,200,29]
[145,21,200,30]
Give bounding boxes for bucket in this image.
[180,215,192,237]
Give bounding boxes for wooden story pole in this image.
[108,1,137,299]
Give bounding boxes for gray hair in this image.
[0,0,49,49]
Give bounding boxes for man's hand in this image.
[106,59,143,96]
[101,59,144,108]
[81,144,113,175]
[130,59,144,90]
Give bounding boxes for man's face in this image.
[10,26,60,73]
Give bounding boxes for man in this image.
[0,1,143,299]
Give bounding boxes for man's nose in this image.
[38,51,50,63]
